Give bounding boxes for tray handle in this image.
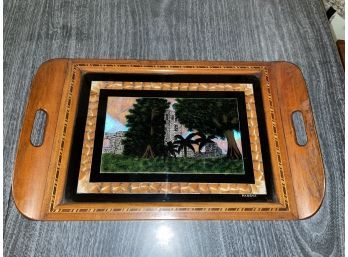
[272,62,325,219]
[12,59,69,220]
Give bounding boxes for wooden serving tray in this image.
[12,59,325,220]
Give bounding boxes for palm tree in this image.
[164,141,179,158]
[194,133,216,153]
[174,133,197,157]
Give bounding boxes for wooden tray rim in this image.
[12,59,325,220]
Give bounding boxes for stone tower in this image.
[164,109,194,157]
[164,109,183,143]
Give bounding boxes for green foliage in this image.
[101,153,244,174]
[173,98,242,159]
[173,98,240,137]
[122,98,170,157]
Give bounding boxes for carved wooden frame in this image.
[77,82,267,195]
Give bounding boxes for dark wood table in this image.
[4,0,344,256]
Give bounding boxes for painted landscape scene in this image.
[100,97,245,174]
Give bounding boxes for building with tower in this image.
[164,109,194,157]
[164,109,183,143]
[102,131,126,154]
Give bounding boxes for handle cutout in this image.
[30,109,47,147]
[292,111,307,146]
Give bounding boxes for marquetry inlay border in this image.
[49,63,289,214]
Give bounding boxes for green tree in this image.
[173,99,242,159]
[123,98,170,158]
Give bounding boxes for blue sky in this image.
[104,114,128,133]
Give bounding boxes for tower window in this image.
[174,124,178,131]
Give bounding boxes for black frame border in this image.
[65,73,275,203]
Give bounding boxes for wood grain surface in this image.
[4,0,344,256]
[12,60,309,221]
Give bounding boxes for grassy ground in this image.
[101,153,244,174]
